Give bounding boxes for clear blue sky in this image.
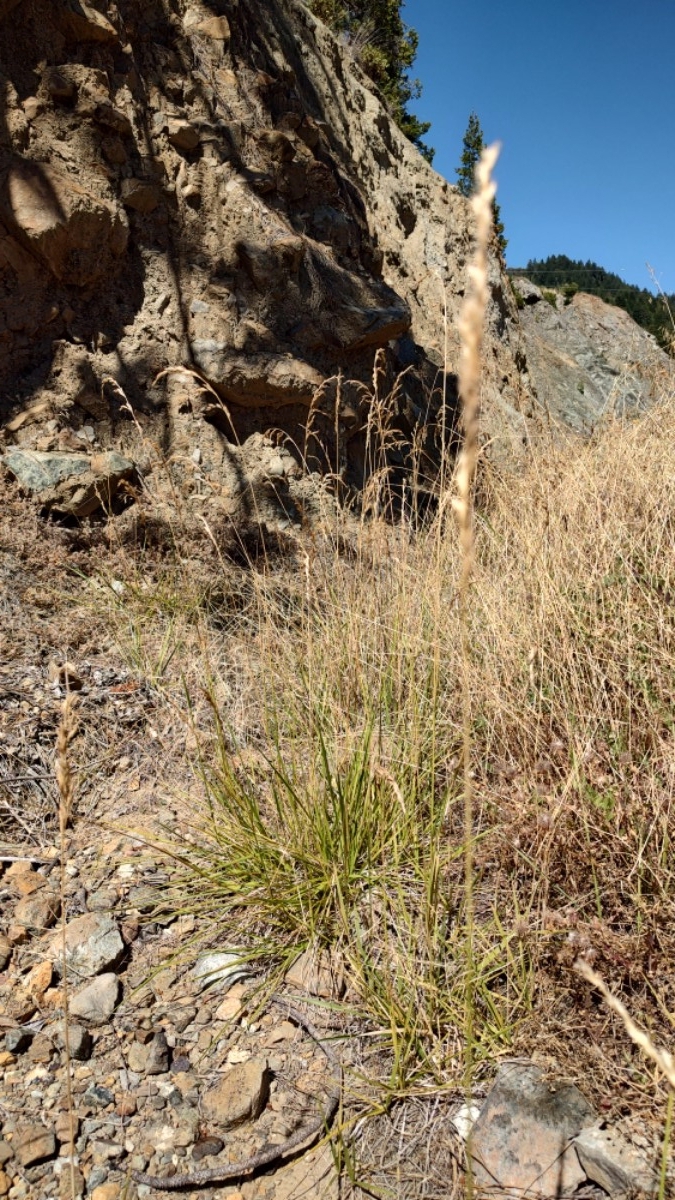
[407,0,675,293]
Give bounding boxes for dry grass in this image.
[4,199,675,1195]
[71,379,675,1193]
[37,286,672,1194]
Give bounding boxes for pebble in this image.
[49,914,124,980]
[13,892,60,931]
[115,1094,136,1117]
[0,1173,9,1197]
[86,1166,108,1190]
[14,1124,57,1167]
[83,1085,115,1109]
[5,1029,33,1055]
[0,934,11,970]
[192,1137,224,1161]
[70,975,120,1025]
[145,1031,171,1075]
[201,1059,270,1129]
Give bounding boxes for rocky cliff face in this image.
[512,278,675,435]
[0,0,533,523]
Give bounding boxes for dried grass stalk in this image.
[56,695,78,1199]
[576,959,675,1089]
[453,141,500,1195]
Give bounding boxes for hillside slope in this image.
[512,278,675,434]
[0,0,535,529]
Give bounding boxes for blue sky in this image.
[407,0,675,293]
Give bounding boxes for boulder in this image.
[0,159,128,285]
[1,449,135,516]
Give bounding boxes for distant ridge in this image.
[508,255,674,350]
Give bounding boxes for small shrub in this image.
[542,289,558,307]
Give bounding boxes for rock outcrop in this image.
[512,278,675,434]
[0,0,533,524]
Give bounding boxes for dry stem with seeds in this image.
[56,695,78,1200]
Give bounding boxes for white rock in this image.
[193,951,250,993]
[451,1103,482,1142]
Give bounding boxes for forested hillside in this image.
[516,255,674,349]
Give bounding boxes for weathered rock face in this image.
[512,279,675,434]
[0,0,533,520]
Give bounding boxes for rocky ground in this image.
[0,475,671,1200]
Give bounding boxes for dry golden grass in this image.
[6,169,674,1190]
[75,382,675,1193]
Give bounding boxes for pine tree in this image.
[308,0,434,162]
[456,112,483,198]
[456,112,507,257]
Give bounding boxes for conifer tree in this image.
[456,112,507,257]
[308,0,434,161]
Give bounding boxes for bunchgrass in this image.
[53,194,675,1194]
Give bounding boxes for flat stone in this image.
[27,1033,53,1062]
[285,946,344,999]
[4,985,36,1022]
[192,1137,224,1161]
[14,1124,57,1167]
[7,864,46,896]
[24,960,53,996]
[49,913,124,981]
[91,1185,122,1200]
[0,1142,10,1165]
[0,1171,10,1197]
[54,1111,80,1142]
[193,952,250,994]
[196,14,230,40]
[470,1061,595,1197]
[201,1059,270,1129]
[69,973,120,1025]
[575,1124,658,1197]
[2,449,89,490]
[13,891,60,931]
